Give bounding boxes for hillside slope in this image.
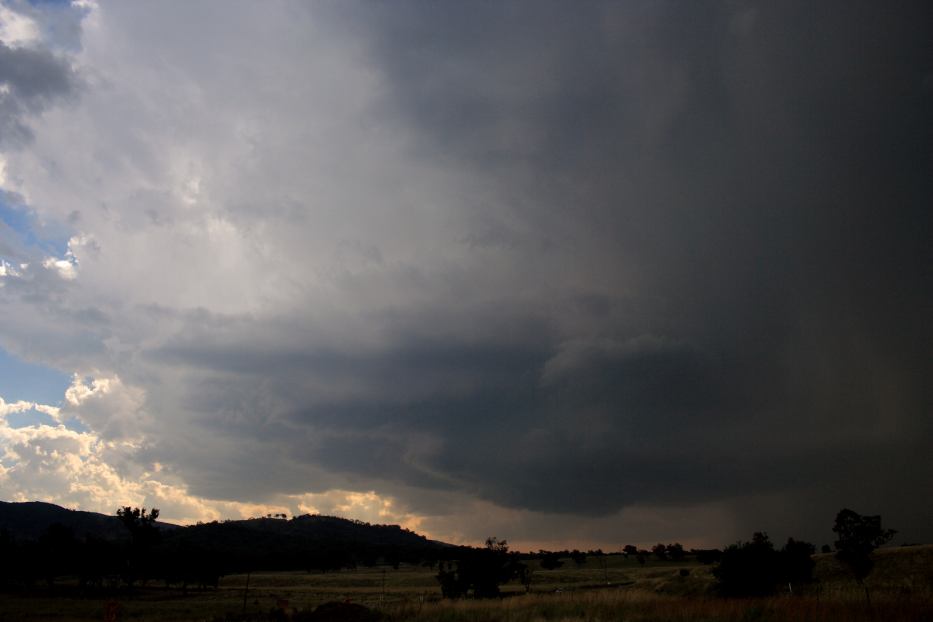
[0,500,129,541]
[0,500,452,571]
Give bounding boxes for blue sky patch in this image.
[0,193,71,259]
[5,406,58,429]
[0,347,70,406]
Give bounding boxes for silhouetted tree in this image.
[666,543,685,561]
[780,538,816,592]
[436,561,466,598]
[539,551,563,570]
[472,537,521,597]
[820,544,832,554]
[832,508,895,606]
[622,544,638,557]
[714,533,816,597]
[517,562,533,593]
[652,543,668,561]
[570,549,587,566]
[116,507,161,588]
[436,537,525,598]
[117,506,161,546]
[714,532,780,597]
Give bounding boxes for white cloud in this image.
[61,374,148,440]
[0,397,61,423]
[0,397,33,416]
[288,489,425,531]
[0,4,39,47]
[0,419,207,522]
[42,257,77,280]
[0,387,440,529]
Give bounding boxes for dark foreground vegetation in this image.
[0,503,929,621]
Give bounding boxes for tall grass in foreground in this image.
[381,589,933,622]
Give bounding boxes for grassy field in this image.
[0,546,931,621]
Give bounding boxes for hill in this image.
[0,500,453,572]
[0,500,131,541]
[163,513,449,570]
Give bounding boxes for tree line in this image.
[0,507,223,593]
[432,508,897,600]
[0,506,896,601]
[711,508,895,599]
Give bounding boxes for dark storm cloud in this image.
[247,0,933,541]
[0,41,76,146]
[5,0,928,545]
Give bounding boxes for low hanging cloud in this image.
[0,0,929,548]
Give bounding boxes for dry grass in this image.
[0,547,930,621]
[384,588,933,622]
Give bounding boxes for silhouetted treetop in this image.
[832,508,896,584]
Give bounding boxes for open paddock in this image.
[0,547,930,621]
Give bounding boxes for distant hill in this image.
[0,500,455,571]
[161,514,452,570]
[0,500,131,541]
[175,513,437,550]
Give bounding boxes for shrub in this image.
[714,532,779,597]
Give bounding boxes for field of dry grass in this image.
[385,589,933,622]
[0,545,930,621]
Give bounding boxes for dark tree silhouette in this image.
[780,538,816,592]
[622,544,638,557]
[652,543,668,561]
[539,551,563,570]
[714,532,780,597]
[666,543,685,561]
[715,532,817,596]
[116,507,161,588]
[832,508,895,605]
[117,506,161,545]
[436,537,525,598]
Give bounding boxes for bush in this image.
[539,552,564,570]
[436,537,526,598]
[714,532,779,597]
[714,533,816,596]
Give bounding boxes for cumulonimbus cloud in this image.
[0,0,929,547]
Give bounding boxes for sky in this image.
[0,0,930,551]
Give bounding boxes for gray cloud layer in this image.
[1,1,930,546]
[0,41,75,146]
